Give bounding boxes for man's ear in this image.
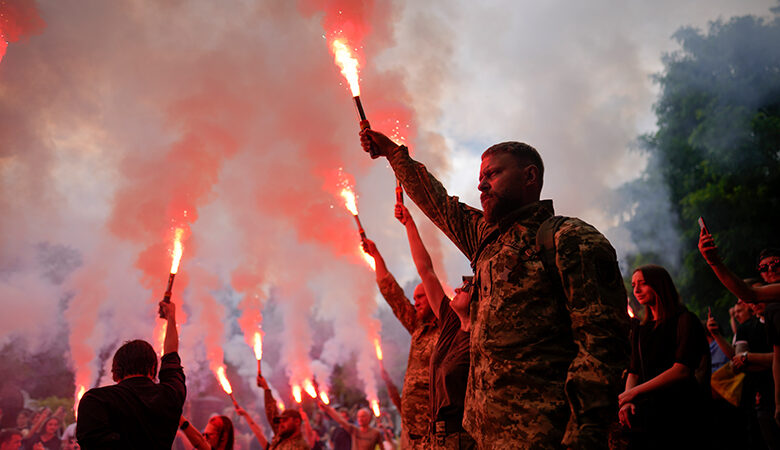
[524,165,540,188]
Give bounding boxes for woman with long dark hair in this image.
[618,264,710,448]
[180,415,234,450]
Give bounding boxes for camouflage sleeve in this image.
[554,219,631,448]
[377,271,417,333]
[387,146,487,262]
[264,389,280,434]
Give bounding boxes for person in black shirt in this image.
[619,264,709,449]
[392,204,475,449]
[76,301,186,449]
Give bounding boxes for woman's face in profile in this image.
[631,271,656,306]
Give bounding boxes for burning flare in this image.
[340,187,358,216]
[330,38,360,96]
[292,385,303,404]
[170,227,184,274]
[253,331,263,360]
[216,366,233,395]
[370,399,380,417]
[74,385,86,418]
[304,379,317,399]
[360,245,376,271]
[374,339,383,360]
[277,400,285,411]
[627,298,635,318]
[319,391,330,405]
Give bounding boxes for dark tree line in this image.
[620,6,780,324]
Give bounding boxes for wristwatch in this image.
[741,351,749,364]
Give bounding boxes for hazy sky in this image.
[0,0,776,403]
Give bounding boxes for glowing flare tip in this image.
[304,379,317,399]
[319,391,330,404]
[74,385,87,418]
[330,38,360,96]
[370,399,380,417]
[253,332,263,360]
[216,366,233,395]
[277,400,285,411]
[374,339,383,360]
[292,385,303,404]
[360,245,376,271]
[627,304,635,318]
[170,227,185,274]
[340,188,358,216]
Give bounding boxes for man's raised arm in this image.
[159,301,178,355]
[360,129,486,262]
[395,204,447,318]
[364,239,417,333]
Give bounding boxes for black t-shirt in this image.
[735,316,774,409]
[429,297,470,424]
[76,352,186,449]
[629,310,707,380]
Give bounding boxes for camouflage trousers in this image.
[430,431,476,450]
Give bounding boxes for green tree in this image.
[620,10,780,323]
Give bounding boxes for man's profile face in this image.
[478,153,533,224]
[413,284,433,321]
[758,256,780,284]
[278,415,299,435]
[734,300,753,324]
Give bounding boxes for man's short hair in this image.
[758,248,780,265]
[481,141,545,188]
[279,409,302,421]
[0,429,22,445]
[111,339,158,382]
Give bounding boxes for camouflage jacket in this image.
[264,390,310,449]
[388,147,630,449]
[377,271,440,440]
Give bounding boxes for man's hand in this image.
[159,301,176,322]
[395,203,412,226]
[732,353,747,371]
[363,238,379,258]
[698,229,721,266]
[360,129,399,159]
[257,375,269,390]
[618,388,637,407]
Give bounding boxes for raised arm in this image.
[379,361,402,412]
[299,408,317,448]
[395,204,447,318]
[317,400,354,433]
[554,220,631,448]
[159,301,178,355]
[707,311,735,359]
[179,416,211,450]
[235,407,268,449]
[364,239,417,333]
[360,129,487,262]
[699,230,780,302]
[258,376,280,434]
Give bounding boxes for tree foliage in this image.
[623,11,780,322]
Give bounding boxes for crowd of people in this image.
[1,127,779,449]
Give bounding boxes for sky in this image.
[0,0,776,407]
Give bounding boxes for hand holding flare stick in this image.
[330,38,404,203]
[159,228,185,318]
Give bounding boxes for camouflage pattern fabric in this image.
[265,389,310,449]
[387,147,630,449]
[378,272,440,448]
[431,430,476,450]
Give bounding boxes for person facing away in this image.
[76,301,186,449]
[360,130,630,448]
[363,236,440,449]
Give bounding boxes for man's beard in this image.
[481,193,511,224]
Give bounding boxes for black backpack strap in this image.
[535,215,569,282]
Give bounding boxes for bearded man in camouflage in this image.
[360,130,630,449]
